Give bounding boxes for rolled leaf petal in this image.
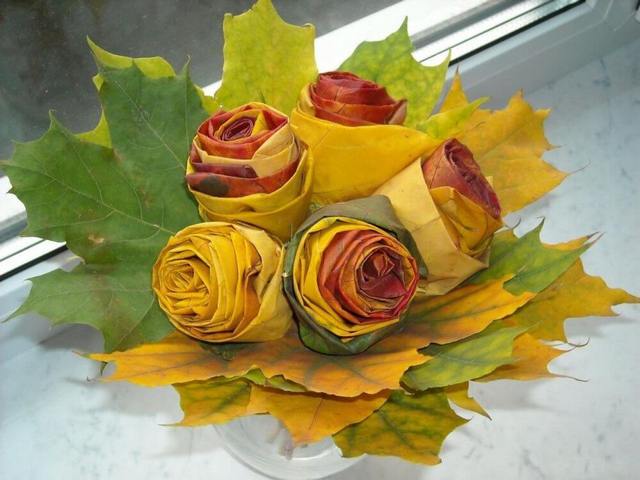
[283,196,423,355]
[430,186,502,257]
[291,104,439,204]
[187,158,300,197]
[152,222,292,343]
[195,104,287,159]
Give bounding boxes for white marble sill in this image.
[1,38,639,480]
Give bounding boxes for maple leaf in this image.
[397,225,596,389]
[478,333,568,382]
[402,323,526,391]
[400,223,588,347]
[403,277,533,347]
[505,259,639,342]
[174,376,388,444]
[4,47,209,352]
[340,19,449,131]
[174,378,252,426]
[469,223,590,295]
[333,389,467,465]
[77,39,176,148]
[213,0,317,115]
[247,386,389,445]
[478,259,639,382]
[440,73,566,214]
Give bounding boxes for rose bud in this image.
[291,72,435,205]
[375,139,502,295]
[152,222,291,343]
[422,139,502,256]
[283,196,422,355]
[185,102,312,241]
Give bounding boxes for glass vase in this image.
[216,415,363,479]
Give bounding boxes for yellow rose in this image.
[152,222,292,342]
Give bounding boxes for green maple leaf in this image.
[213,0,318,114]
[3,46,209,352]
[470,223,591,295]
[76,38,177,148]
[402,324,526,391]
[340,19,450,131]
[334,389,466,465]
[78,39,217,148]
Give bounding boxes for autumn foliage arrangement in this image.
[4,0,638,467]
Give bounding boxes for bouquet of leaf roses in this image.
[4,0,636,466]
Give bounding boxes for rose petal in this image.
[186,157,300,198]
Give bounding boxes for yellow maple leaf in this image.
[507,259,639,342]
[440,74,477,112]
[478,333,567,382]
[440,73,566,214]
[247,386,389,445]
[90,330,426,397]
